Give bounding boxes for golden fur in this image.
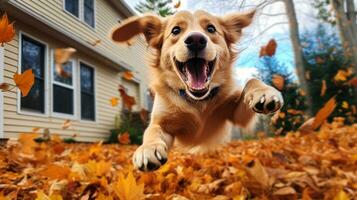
[111,10,283,171]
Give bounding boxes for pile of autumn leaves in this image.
[0,119,355,200]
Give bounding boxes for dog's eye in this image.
[207,24,216,33]
[171,26,181,35]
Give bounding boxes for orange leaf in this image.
[122,71,134,81]
[259,39,277,57]
[174,1,181,8]
[287,109,304,115]
[38,164,70,180]
[0,13,15,46]
[334,70,350,82]
[62,119,71,129]
[347,76,357,87]
[85,160,112,177]
[298,117,315,135]
[302,188,312,200]
[0,83,9,91]
[54,48,76,78]
[272,74,284,90]
[118,132,131,145]
[112,171,145,200]
[13,69,35,97]
[320,80,327,97]
[118,85,136,111]
[312,97,336,130]
[110,97,119,107]
[18,133,39,154]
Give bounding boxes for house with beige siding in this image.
[0,0,151,141]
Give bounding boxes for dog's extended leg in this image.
[233,78,283,126]
[132,124,173,171]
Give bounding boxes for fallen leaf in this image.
[298,118,315,135]
[320,80,327,96]
[122,71,134,81]
[272,74,284,90]
[302,188,312,200]
[312,96,336,130]
[110,97,119,107]
[273,186,297,197]
[244,160,271,190]
[287,109,304,115]
[0,83,9,91]
[118,132,131,145]
[13,69,35,97]
[333,190,350,200]
[112,171,145,200]
[38,164,70,180]
[85,160,111,177]
[35,190,63,200]
[18,133,39,154]
[0,13,15,46]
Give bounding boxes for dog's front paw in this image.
[245,87,283,114]
[132,142,168,172]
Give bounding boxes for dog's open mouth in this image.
[175,57,216,100]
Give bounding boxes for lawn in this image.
[0,119,356,200]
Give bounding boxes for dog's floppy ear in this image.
[220,10,255,44]
[111,15,163,49]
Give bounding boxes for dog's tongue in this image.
[185,59,207,90]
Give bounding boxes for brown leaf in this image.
[298,117,315,135]
[54,48,76,78]
[312,96,336,129]
[272,74,284,90]
[259,39,277,57]
[118,132,131,145]
[320,80,327,97]
[273,187,297,198]
[174,1,181,8]
[118,85,136,111]
[245,160,271,190]
[0,83,9,91]
[13,69,35,97]
[122,71,134,81]
[347,76,357,87]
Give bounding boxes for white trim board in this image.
[0,47,4,138]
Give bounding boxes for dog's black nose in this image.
[184,32,207,52]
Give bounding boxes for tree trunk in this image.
[331,0,357,72]
[283,0,313,116]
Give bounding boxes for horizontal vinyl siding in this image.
[2,23,126,142]
[9,0,148,78]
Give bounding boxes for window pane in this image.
[80,63,95,120]
[54,61,73,85]
[53,85,74,115]
[81,93,95,120]
[84,0,95,27]
[21,36,45,113]
[21,79,45,113]
[65,0,79,17]
[22,36,45,78]
[80,63,94,93]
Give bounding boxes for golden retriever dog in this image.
[111,10,283,171]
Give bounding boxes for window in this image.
[64,0,79,17]
[80,63,95,120]
[20,35,46,113]
[52,61,75,115]
[64,0,95,28]
[84,0,95,27]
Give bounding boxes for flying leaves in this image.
[0,83,9,91]
[122,71,134,81]
[0,13,15,46]
[259,39,277,57]
[118,132,131,145]
[312,96,336,129]
[272,74,284,90]
[13,69,35,97]
[110,97,119,107]
[54,48,76,78]
[118,85,136,111]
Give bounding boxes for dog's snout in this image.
[184,32,207,52]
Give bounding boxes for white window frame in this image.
[17,31,50,117]
[63,0,96,29]
[50,52,78,120]
[78,60,97,122]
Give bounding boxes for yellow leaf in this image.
[334,70,350,82]
[320,80,327,96]
[312,96,336,130]
[112,171,145,200]
[85,160,111,177]
[110,97,119,107]
[0,13,15,46]
[13,69,35,97]
[341,101,349,109]
[279,112,285,119]
[333,190,350,200]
